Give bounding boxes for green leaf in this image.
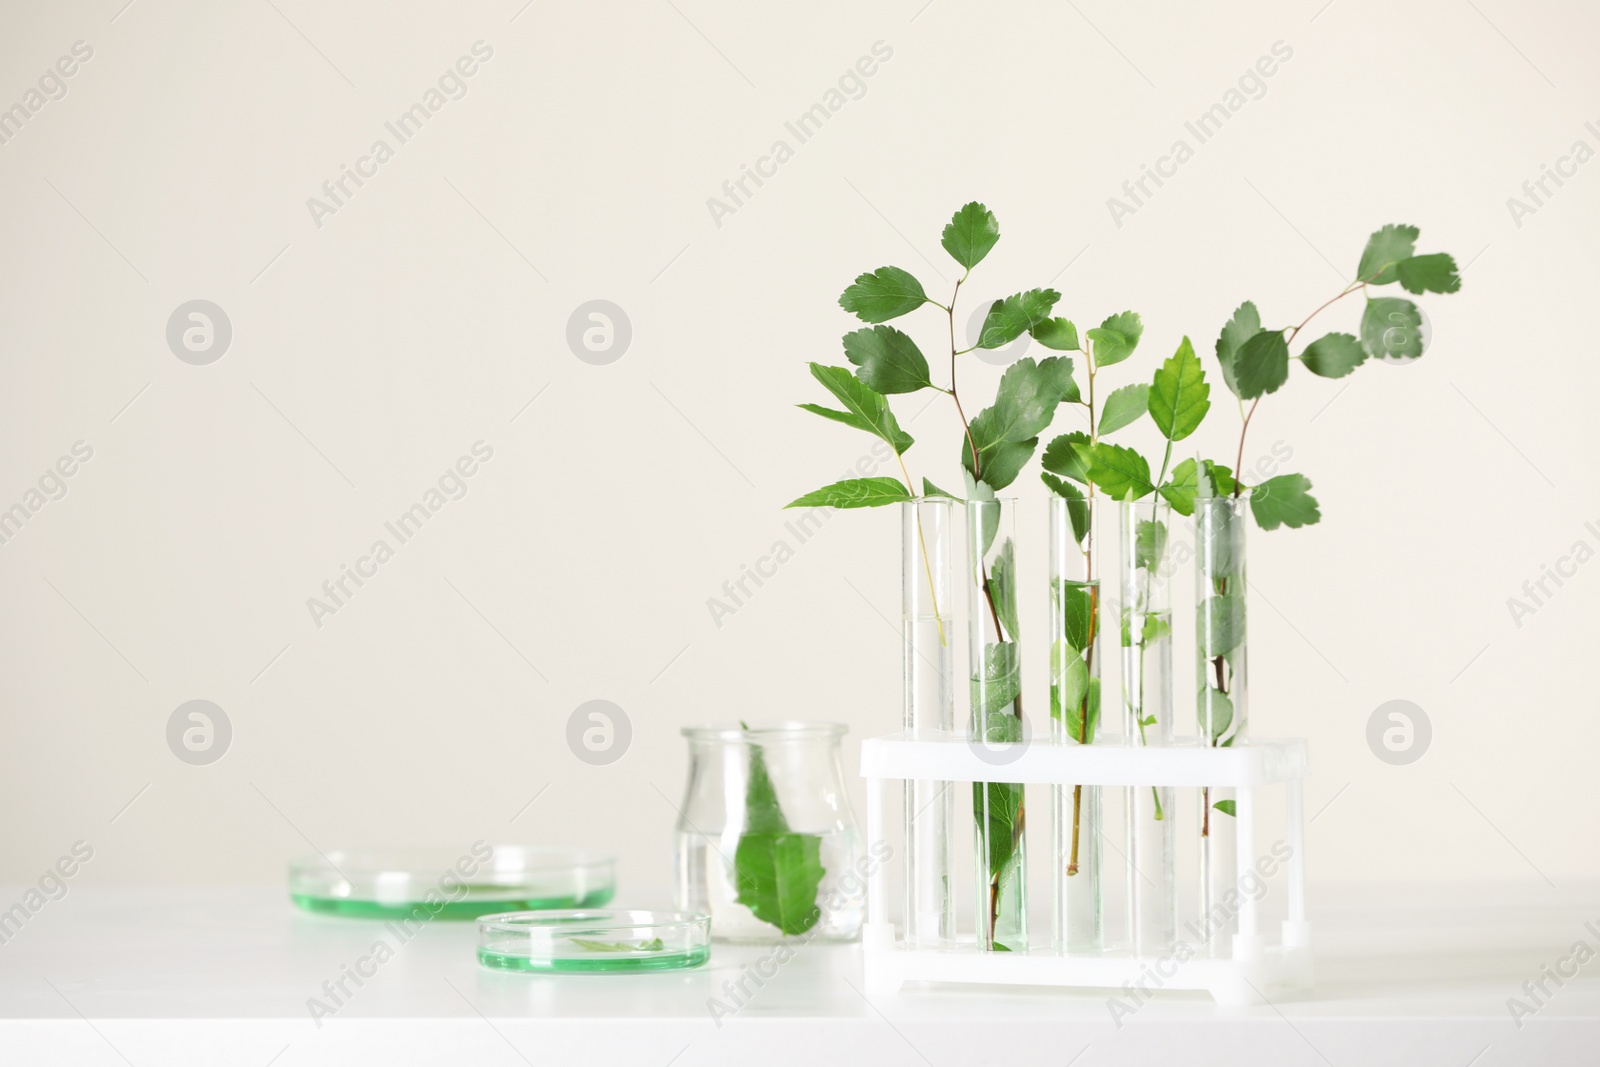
[1050,642,1088,723]
[973,778,1025,876]
[1357,223,1419,285]
[1083,442,1154,500]
[839,266,928,323]
[1149,336,1210,442]
[1201,593,1246,657]
[1099,384,1150,435]
[988,538,1019,641]
[1197,492,1243,576]
[1134,518,1168,572]
[1057,669,1100,745]
[941,201,1000,270]
[971,642,1021,715]
[1361,298,1425,361]
[807,363,913,453]
[1042,475,1091,543]
[1215,301,1261,399]
[1250,473,1321,530]
[962,356,1077,489]
[1055,579,1095,651]
[964,433,1036,492]
[1396,252,1461,295]
[1086,310,1143,367]
[1199,686,1234,742]
[1234,330,1290,399]
[785,477,911,509]
[1030,317,1080,351]
[979,289,1061,349]
[1195,459,1238,500]
[922,477,961,501]
[842,326,934,394]
[1300,332,1367,378]
[1158,457,1198,516]
[733,832,825,935]
[733,731,826,935]
[1041,432,1092,484]
[1037,354,1080,403]
[1213,799,1237,817]
[569,937,667,953]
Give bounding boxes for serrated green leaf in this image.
[1099,383,1150,435]
[1041,432,1092,484]
[971,641,1021,716]
[1050,641,1089,723]
[1149,336,1210,442]
[941,201,1000,270]
[839,266,929,323]
[1195,459,1238,500]
[1158,457,1199,516]
[962,356,1076,489]
[1361,297,1424,361]
[785,477,911,509]
[1083,442,1154,500]
[1201,592,1246,657]
[1135,518,1168,572]
[1357,224,1419,285]
[1215,301,1261,399]
[964,431,1036,492]
[1043,475,1091,543]
[807,363,913,453]
[1300,332,1367,378]
[1234,330,1290,399]
[842,325,934,394]
[988,538,1019,641]
[1087,310,1143,367]
[1199,687,1234,742]
[973,777,1025,876]
[1197,492,1243,576]
[1396,252,1461,295]
[1030,317,1080,351]
[1250,473,1320,530]
[979,289,1061,348]
[1056,665,1099,745]
[1037,354,1080,403]
[1055,579,1096,651]
[922,477,961,501]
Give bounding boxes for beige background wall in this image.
[0,0,1594,899]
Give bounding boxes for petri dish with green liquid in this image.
[290,846,615,921]
[478,909,711,973]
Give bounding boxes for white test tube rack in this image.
[860,733,1312,1006]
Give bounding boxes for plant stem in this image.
[1231,279,1364,497]
[1065,344,1101,879]
[945,279,1024,945]
[894,455,948,649]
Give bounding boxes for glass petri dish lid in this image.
[290,845,615,920]
[478,909,711,973]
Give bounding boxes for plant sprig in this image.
[1206,223,1463,529]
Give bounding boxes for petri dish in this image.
[290,846,615,920]
[477,909,711,973]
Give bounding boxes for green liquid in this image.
[292,886,614,921]
[477,944,710,973]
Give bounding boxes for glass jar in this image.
[673,722,865,942]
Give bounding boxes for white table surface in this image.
[1,884,1595,1066]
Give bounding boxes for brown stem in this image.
[946,282,980,475]
[1068,784,1082,875]
[1232,398,1260,499]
